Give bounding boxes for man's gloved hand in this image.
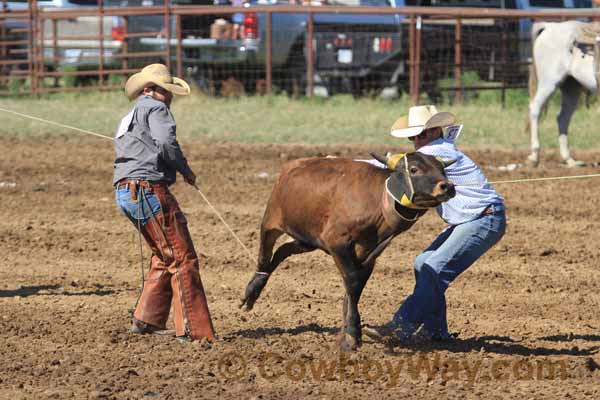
[184,172,197,186]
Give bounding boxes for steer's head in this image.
[372,151,456,208]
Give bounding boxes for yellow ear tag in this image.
[400,194,427,209]
[399,194,413,207]
[387,153,406,170]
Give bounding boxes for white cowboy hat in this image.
[124,63,191,101]
[390,105,456,138]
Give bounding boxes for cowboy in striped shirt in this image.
[365,105,506,342]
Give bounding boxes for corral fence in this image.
[1,1,600,103]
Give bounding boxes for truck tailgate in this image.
[315,30,401,73]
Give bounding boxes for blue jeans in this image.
[392,203,506,336]
[115,186,162,227]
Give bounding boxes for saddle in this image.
[575,22,600,47]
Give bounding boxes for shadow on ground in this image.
[0,284,118,298]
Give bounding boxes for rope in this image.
[133,190,145,312]
[457,173,600,187]
[0,105,255,265]
[192,184,255,263]
[0,106,114,141]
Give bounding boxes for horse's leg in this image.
[332,247,375,352]
[558,78,585,167]
[528,80,557,166]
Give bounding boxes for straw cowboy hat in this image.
[390,105,456,138]
[124,63,191,100]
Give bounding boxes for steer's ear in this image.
[436,157,456,168]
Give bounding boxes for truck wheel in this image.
[351,77,384,98]
[350,78,364,98]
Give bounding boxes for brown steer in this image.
[240,152,455,351]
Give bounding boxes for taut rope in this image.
[457,173,600,187]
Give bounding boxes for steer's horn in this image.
[370,152,388,166]
[436,157,456,168]
[370,152,406,170]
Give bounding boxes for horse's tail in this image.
[531,22,547,42]
[528,22,547,100]
[525,22,549,134]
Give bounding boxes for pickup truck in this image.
[1,0,123,82]
[1,1,213,81]
[141,0,594,97]
[143,0,407,96]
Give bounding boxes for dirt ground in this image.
[1,136,599,399]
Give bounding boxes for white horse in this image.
[528,20,596,167]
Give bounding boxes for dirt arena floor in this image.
[1,136,599,399]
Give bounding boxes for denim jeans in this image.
[392,203,506,336]
[115,186,162,227]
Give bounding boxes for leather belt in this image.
[481,203,504,216]
[115,179,165,201]
[481,206,493,216]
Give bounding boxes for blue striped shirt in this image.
[417,138,504,225]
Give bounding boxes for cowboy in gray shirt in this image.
[113,95,194,185]
[114,64,216,342]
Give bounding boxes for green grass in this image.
[0,90,599,150]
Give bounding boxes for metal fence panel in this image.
[1,3,599,102]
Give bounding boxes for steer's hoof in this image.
[239,297,255,312]
[563,158,585,168]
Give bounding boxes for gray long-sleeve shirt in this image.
[113,95,193,186]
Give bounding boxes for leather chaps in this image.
[133,184,215,341]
